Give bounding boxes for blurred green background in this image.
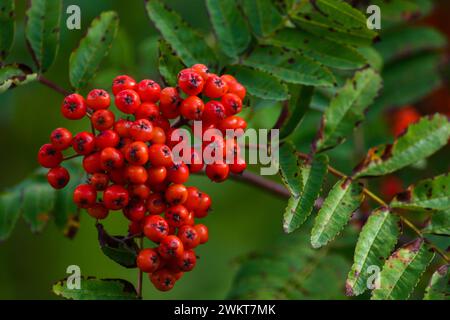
[1,0,449,300]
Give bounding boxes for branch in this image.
[230,171,290,199]
[37,75,70,96]
[272,100,290,130]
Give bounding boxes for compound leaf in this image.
[158,39,185,87]
[423,265,449,300]
[241,0,284,38]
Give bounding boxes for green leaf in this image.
[0,191,21,242]
[279,84,314,139]
[243,46,335,87]
[278,141,303,196]
[357,47,383,72]
[391,174,450,212]
[354,115,450,178]
[372,238,435,300]
[145,0,216,67]
[69,11,119,89]
[283,154,328,233]
[0,64,37,94]
[158,39,185,87]
[371,0,433,24]
[22,182,55,233]
[264,29,367,70]
[423,265,449,300]
[0,0,14,60]
[97,223,139,268]
[346,208,399,296]
[311,178,364,248]
[206,0,251,59]
[423,210,450,236]
[226,65,288,100]
[53,277,139,300]
[375,27,446,64]
[315,68,382,152]
[291,0,378,47]
[25,0,62,72]
[241,0,284,38]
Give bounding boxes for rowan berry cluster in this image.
[37,64,248,291]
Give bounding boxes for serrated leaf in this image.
[145,0,216,67]
[357,47,383,72]
[158,39,185,87]
[391,174,450,211]
[423,210,450,236]
[244,46,335,87]
[206,0,251,59]
[22,182,55,233]
[371,0,433,24]
[423,265,449,300]
[375,26,446,64]
[278,142,303,196]
[372,238,435,300]
[311,179,364,248]
[97,223,139,268]
[52,277,138,300]
[241,0,284,38]
[0,64,37,94]
[69,11,119,89]
[0,191,21,242]
[354,115,450,177]
[315,68,382,152]
[291,0,378,47]
[0,0,14,60]
[226,65,288,100]
[279,84,314,139]
[25,0,62,72]
[283,154,328,233]
[263,28,367,70]
[346,208,399,296]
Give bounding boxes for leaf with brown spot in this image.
[423,265,449,300]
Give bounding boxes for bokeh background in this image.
[0,0,449,299]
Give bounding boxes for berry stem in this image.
[230,171,290,199]
[137,236,144,299]
[272,100,289,131]
[37,75,71,96]
[62,154,82,161]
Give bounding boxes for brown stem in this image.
[137,237,144,299]
[172,117,189,128]
[63,154,82,161]
[272,100,290,130]
[37,75,70,96]
[230,171,290,199]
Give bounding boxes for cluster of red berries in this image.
[37,64,248,291]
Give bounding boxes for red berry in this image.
[176,249,197,272]
[108,167,127,185]
[150,127,166,144]
[50,128,73,151]
[150,269,176,291]
[89,173,109,191]
[165,184,188,205]
[159,87,181,119]
[47,166,70,189]
[191,64,209,80]
[137,79,161,103]
[166,163,190,184]
[187,148,204,173]
[72,132,96,155]
[100,147,124,170]
[153,116,171,132]
[115,89,141,114]
[221,93,242,116]
[103,184,129,210]
[73,184,97,208]
[38,143,63,168]
[147,166,167,185]
[129,119,153,142]
[91,109,115,131]
[61,93,87,120]
[178,69,204,96]
[125,141,149,165]
[128,220,143,236]
[202,101,226,123]
[146,193,167,215]
[112,75,136,95]
[194,224,209,244]
[203,74,228,98]
[123,201,147,222]
[165,204,189,228]
[178,225,200,249]
[114,119,133,138]
[95,130,119,149]
[180,96,204,120]
[87,203,109,219]
[184,187,201,211]
[128,184,151,202]
[219,115,247,132]
[148,144,173,167]
[86,89,110,110]
[390,106,421,137]
[135,102,160,121]
[206,163,229,182]
[143,215,169,243]
[220,74,237,86]
[158,235,184,259]
[124,165,148,184]
[228,81,246,100]
[82,152,102,174]
[137,248,160,273]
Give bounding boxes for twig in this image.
[63,154,82,161]
[272,100,290,131]
[230,171,290,199]
[172,117,189,128]
[37,75,70,96]
[137,237,144,299]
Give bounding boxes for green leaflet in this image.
[372,238,435,300]
[25,0,61,72]
[0,0,14,60]
[0,191,21,242]
[145,0,216,67]
[158,39,185,87]
[315,68,382,152]
[206,0,251,59]
[241,0,284,38]
[371,0,433,24]
[423,265,449,300]
[346,208,399,296]
[311,178,364,248]
[278,142,303,196]
[53,277,138,300]
[22,182,55,233]
[69,11,119,89]
[391,174,450,211]
[423,210,450,236]
[354,115,450,178]
[263,28,367,70]
[283,154,328,233]
[0,64,37,94]
[226,65,288,101]
[243,46,335,87]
